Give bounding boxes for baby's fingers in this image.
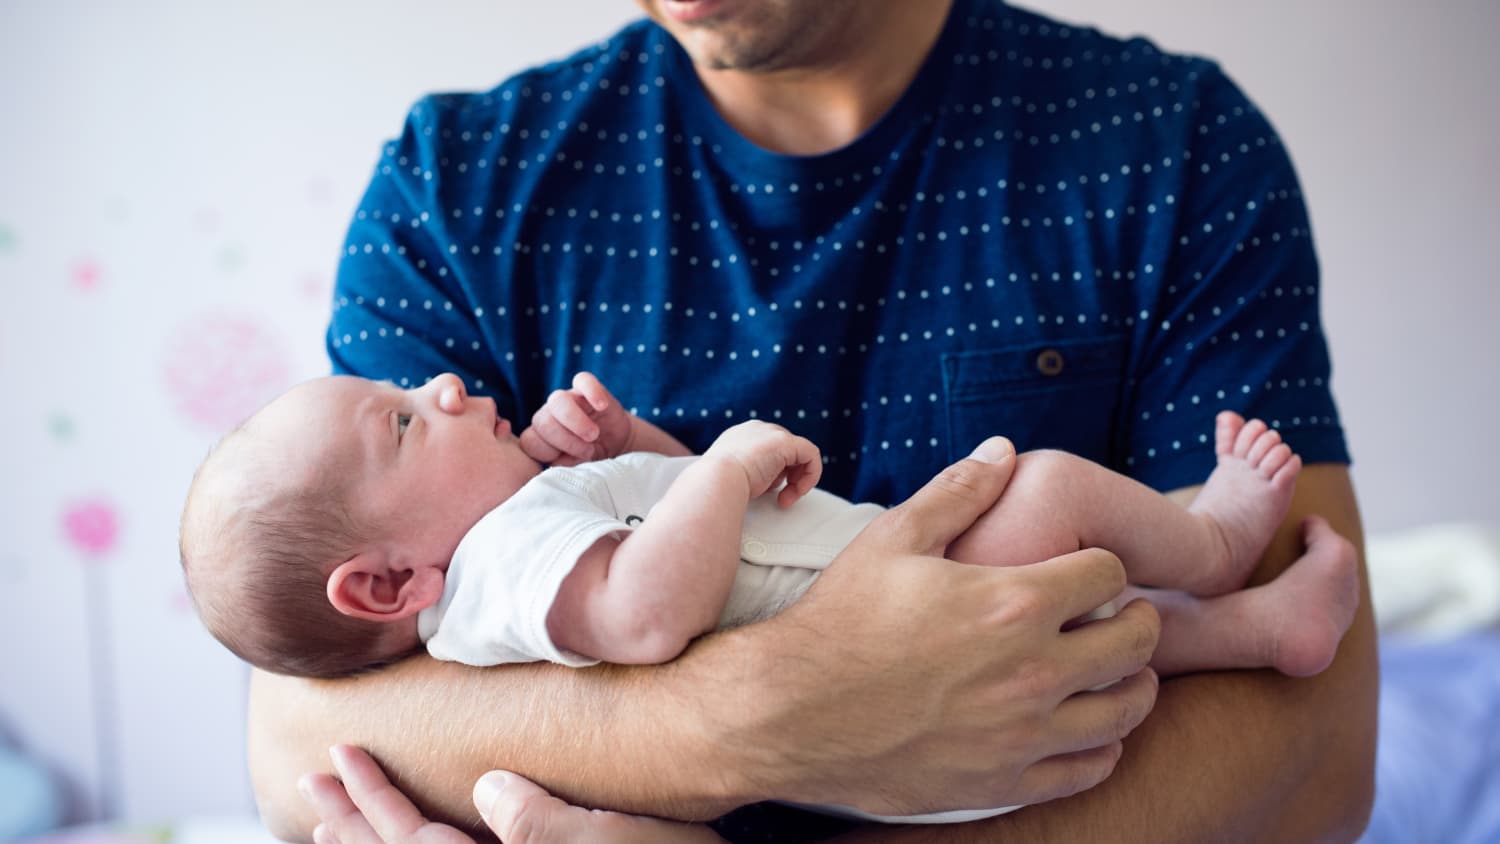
[571,371,617,413]
[528,418,593,461]
[518,426,564,464]
[776,450,823,508]
[544,389,601,442]
[525,394,600,463]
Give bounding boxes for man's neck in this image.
[692,0,954,156]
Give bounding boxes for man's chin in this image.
[685,33,797,73]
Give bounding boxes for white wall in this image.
[1,0,1495,830]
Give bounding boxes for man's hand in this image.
[520,371,635,465]
[302,745,723,844]
[702,420,822,507]
[728,436,1162,815]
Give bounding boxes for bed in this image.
[1358,523,1500,844]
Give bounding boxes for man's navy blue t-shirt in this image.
[330,1,1347,508]
[329,1,1347,832]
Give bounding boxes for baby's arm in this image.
[520,371,690,465]
[546,421,821,664]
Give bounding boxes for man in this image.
[250,0,1377,841]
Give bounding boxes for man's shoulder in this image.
[944,1,1262,169]
[957,0,1224,100]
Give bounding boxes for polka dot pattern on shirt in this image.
[329,0,1346,507]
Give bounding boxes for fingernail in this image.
[968,437,1015,464]
[473,771,510,815]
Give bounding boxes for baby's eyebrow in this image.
[351,393,397,463]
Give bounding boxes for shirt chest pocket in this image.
[942,336,1128,465]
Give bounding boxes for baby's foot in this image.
[1246,515,1361,677]
[1187,411,1302,594]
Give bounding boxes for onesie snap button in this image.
[1036,348,1065,376]
[742,539,768,559]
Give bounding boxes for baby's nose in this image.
[432,372,466,414]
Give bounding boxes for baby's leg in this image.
[947,412,1298,596]
[1133,516,1360,677]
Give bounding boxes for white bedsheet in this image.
[1367,522,1500,637]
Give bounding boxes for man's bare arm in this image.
[250,440,1165,842]
[832,463,1378,843]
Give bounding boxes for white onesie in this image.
[417,451,885,667]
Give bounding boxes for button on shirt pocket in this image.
[942,336,1128,464]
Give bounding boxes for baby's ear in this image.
[327,554,445,622]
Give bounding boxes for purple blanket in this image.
[1360,632,1500,843]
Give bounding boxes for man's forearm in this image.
[833,464,1379,844]
[834,665,1374,843]
[249,650,761,842]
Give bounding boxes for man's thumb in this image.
[861,436,1017,557]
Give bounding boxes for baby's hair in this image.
[180,428,413,679]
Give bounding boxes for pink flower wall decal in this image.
[71,258,102,291]
[62,498,120,560]
[301,271,329,300]
[162,313,292,432]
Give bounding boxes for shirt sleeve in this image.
[425,464,633,667]
[1120,62,1350,493]
[326,96,517,415]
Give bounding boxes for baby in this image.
[180,371,1359,685]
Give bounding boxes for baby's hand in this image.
[520,372,635,466]
[705,421,822,508]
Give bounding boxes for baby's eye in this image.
[396,413,412,440]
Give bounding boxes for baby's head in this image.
[180,373,540,677]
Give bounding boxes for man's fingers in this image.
[480,770,634,843]
[1044,666,1159,757]
[300,770,378,844]
[478,771,570,842]
[1009,740,1125,806]
[328,745,432,843]
[476,770,727,844]
[1005,664,1162,805]
[860,436,1017,556]
[1012,546,1131,625]
[1052,598,1161,691]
